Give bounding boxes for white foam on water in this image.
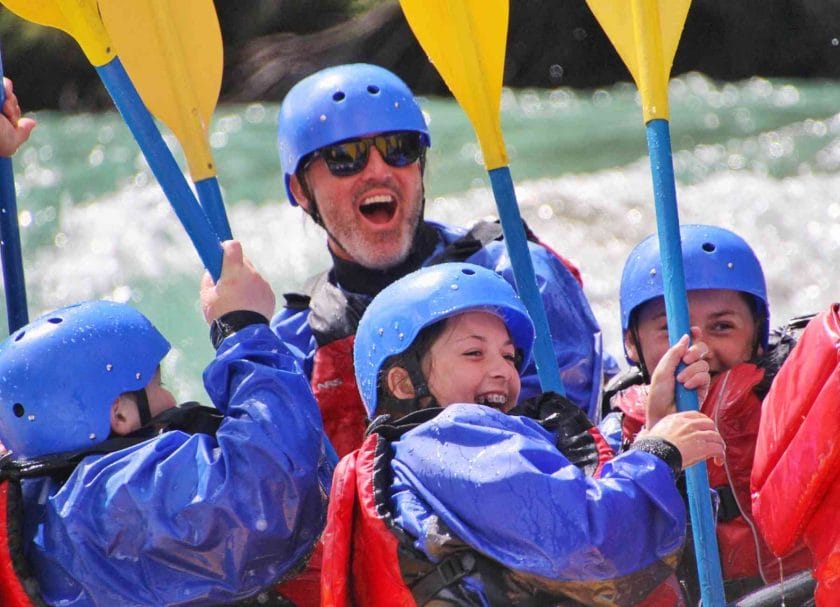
[426,160,840,367]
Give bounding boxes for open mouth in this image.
[359,194,397,225]
[476,392,509,411]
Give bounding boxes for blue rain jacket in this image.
[272,220,604,419]
[390,404,686,590]
[21,324,332,607]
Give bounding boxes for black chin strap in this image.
[130,388,153,428]
[629,325,652,383]
[404,351,439,410]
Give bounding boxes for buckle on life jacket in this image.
[409,551,477,605]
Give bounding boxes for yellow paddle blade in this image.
[586,0,691,122]
[399,0,509,170]
[1,0,114,66]
[98,0,223,180]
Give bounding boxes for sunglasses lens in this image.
[375,133,423,167]
[322,140,370,176]
[315,132,424,177]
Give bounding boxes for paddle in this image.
[585,0,726,603]
[98,0,232,241]
[398,0,566,398]
[0,0,223,280]
[0,46,28,333]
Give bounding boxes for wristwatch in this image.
[209,310,269,349]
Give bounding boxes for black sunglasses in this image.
[302,131,425,177]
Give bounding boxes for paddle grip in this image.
[647,118,726,606]
[97,58,223,280]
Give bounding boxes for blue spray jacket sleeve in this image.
[23,325,331,607]
[390,404,685,583]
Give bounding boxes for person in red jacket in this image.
[323,262,724,606]
[603,224,813,603]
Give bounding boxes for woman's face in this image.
[627,288,760,377]
[421,311,521,412]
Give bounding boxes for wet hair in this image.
[374,317,446,418]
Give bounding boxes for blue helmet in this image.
[0,301,170,459]
[354,262,535,418]
[620,224,769,351]
[277,63,431,206]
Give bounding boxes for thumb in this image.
[16,117,36,145]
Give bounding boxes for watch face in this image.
[210,312,270,349]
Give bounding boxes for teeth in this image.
[477,393,507,406]
[361,194,393,205]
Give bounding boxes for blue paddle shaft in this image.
[488,166,564,396]
[646,118,726,606]
[97,58,223,280]
[195,177,232,241]
[0,156,28,332]
[0,46,29,333]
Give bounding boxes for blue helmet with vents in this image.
[0,301,170,459]
[354,263,534,417]
[620,224,769,353]
[277,63,430,205]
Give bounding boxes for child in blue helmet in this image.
[0,241,332,606]
[322,262,724,607]
[272,63,606,459]
[604,224,814,602]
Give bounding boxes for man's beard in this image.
[320,190,425,271]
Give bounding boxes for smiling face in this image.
[419,311,522,412]
[290,140,424,271]
[626,288,761,377]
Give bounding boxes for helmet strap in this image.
[295,170,324,227]
[405,351,439,409]
[629,325,652,384]
[130,388,153,428]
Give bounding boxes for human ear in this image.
[109,395,133,436]
[623,330,641,364]
[289,175,311,210]
[386,366,416,399]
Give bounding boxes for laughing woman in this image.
[321,262,724,607]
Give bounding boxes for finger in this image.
[681,373,710,393]
[675,358,710,382]
[16,117,36,144]
[682,341,709,365]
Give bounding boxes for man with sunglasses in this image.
[274,63,605,459]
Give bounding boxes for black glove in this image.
[517,391,601,475]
